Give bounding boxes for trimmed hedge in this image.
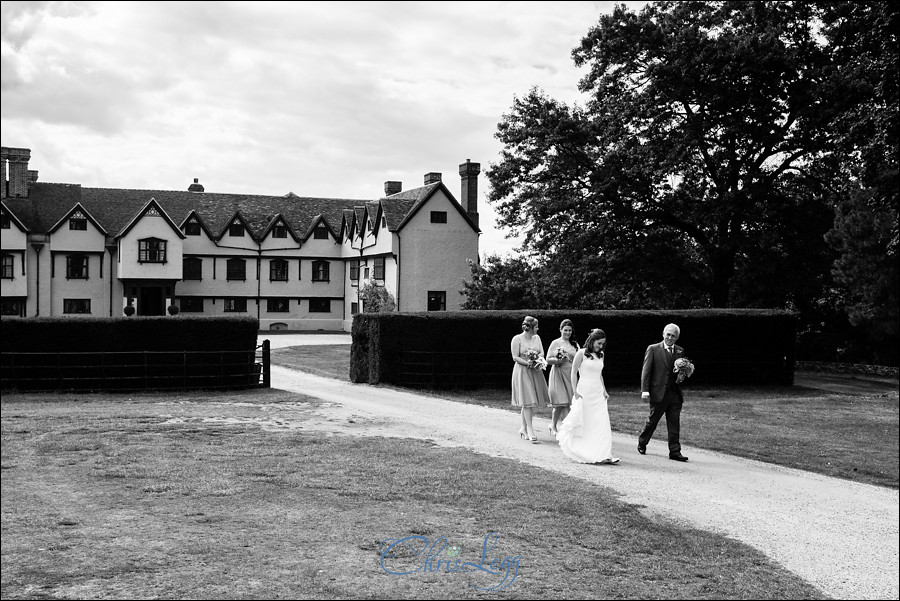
[1,315,260,391]
[351,309,796,389]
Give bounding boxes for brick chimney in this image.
[424,172,442,185]
[188,177,204,193]
[384,181,402,196]
[27,170,39,184]
[459,159,481,228]
[5,147,31,199]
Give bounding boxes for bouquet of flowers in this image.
[673,357,695,383]
[555,347,571,362]
[524,349,548,370]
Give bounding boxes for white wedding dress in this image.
[556,355,615,463]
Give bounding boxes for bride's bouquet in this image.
[524,349,548,370]
[674,357,695,383]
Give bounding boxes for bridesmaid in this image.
[510,315,551,442]
[546,319,578,436]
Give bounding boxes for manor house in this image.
[0,146,481,331]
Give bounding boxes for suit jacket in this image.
[640,341,684,404]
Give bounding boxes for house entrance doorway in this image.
[139,286,165,316]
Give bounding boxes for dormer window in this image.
[313,225,329,240]
[272,224,287,239]
[229,223,245,237]
[69,211,87,230]
[185,222,201,236]
[138,238,167,263]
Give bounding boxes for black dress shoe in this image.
[669,453,688,462]
[637,443,646,455]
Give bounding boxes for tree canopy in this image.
[471,0,897,363]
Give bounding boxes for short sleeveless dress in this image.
[548,341,577,408]
[510,334,550,408]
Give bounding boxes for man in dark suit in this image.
[638,323,689,461]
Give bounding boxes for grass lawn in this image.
[2,389,825,599]
[272,345,900,489]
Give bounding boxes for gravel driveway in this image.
[261,334,899,600]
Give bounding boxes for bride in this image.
[556,328,619,465]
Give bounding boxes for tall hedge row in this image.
[1,315,260,391]
[1,315,259,353]
[350,309,796,389]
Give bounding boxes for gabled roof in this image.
[4,183,369,242]
[218,211,256,241]
[261,214,300,242]
[118,198,185,240]
[179,210,217,239]
[340,209,357,239]
[384,182,480,233]
[299,215,339,242]
[47,202,109,236]
[2,175,480,244]
[0,201,30,233]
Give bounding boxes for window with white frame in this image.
[63,299,91,314]
[138,238,167,263]
[1,299,21,315]
[226,258,246,281]
[69,211,87,230]
[179,297,204,312]
[267,298,289,312]
[427,291,446,311]
[224,298,247,312]
[1,254,13,279]
[270,259,289,281]
[183,257,202,280]
[66,254,89,279]
[309,298,331,312]
[312,260,329,282]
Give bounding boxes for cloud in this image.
[1,0,648,257]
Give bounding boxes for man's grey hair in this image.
[664,323,681,336]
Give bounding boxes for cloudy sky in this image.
[2,1,646,257]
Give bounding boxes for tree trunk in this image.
[710,248,736,307]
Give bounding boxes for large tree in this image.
[820,1,898,362]
[487,1,840,308]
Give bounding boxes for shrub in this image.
[359,281,396,312]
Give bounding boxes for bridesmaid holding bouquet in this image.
[546,319,578,435]
[510,315,551,442]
